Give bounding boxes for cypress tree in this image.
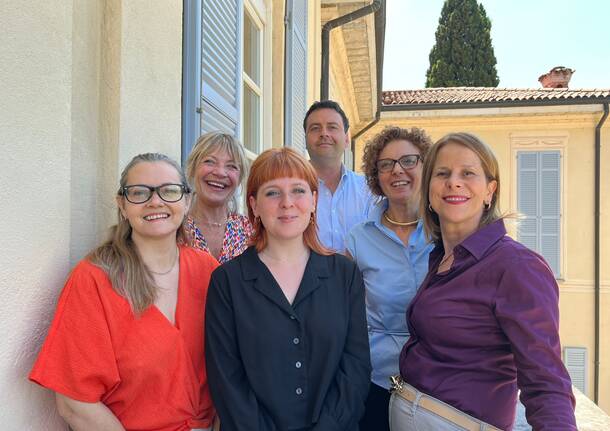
[426,0,499,87]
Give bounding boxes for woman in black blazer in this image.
[205,147,371,431]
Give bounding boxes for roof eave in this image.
[380,97,610,112]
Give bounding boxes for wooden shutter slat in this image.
[284,0,308,155]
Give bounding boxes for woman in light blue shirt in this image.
[346,126,433,431]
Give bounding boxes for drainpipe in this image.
[594,102,608,404]
[320,0,382,101]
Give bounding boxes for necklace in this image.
[439,251,454,269]
[192,210,228,228]
[383,211,419,227]
[200,220,225,228]
[149,247,179,275]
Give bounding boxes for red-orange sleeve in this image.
[185,247,219,426]
[29,261,121,403]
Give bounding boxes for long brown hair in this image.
[246,147,331,255]
[88,153,191,314]
[420,132,501,243]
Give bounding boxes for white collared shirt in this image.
[316,165,374,253]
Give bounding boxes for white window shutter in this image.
[284,0,308,155]
[201,0,242,137]
[517,151,561,277]
[563,347,587,393]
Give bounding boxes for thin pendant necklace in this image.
[200,220,225,228]
[383,211,419,227]
[439,251,454,269]
[193,208,228,228]
[149,247,179,276]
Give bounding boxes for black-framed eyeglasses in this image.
[119,183,190,204]
[376,154,421,173]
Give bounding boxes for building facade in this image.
[0,1,383,429]
[356,87,610,414]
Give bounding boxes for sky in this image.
[383,0,610,90]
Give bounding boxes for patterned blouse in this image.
[185,213,253,264]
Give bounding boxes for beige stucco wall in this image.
[0,1,75,428]
[99,0,182,236]
[357,107,610,413]
[0,1,183,429]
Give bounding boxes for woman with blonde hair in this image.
[185,132,253,263]
[390,133,576,430]
[205,147,371,430]
[30,153,218,431]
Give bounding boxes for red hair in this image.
[247,147,332,255]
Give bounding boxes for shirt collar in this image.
[366,199,388,224]
[366,199,424,229]
[459,219,507,261]
[240,246,331,281]
[318,164,348,186]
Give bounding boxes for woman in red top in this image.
[30,153,218,431]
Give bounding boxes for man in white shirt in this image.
[303,100,372,253]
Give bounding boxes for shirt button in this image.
[293,337,300,345]
[290,315,296,320]
[296,387,303,395]
[295,361,302,368]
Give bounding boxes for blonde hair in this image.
[421,133,501,243]
[246,148,331,255]
[185,132,248,211]
[88,153,191,314]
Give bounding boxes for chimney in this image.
[538,66,575,88]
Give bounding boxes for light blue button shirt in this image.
[346,200,433,389]
[316,165,373,253]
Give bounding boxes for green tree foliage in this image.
[426,0,499,87]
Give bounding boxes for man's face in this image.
[305,108,349,164]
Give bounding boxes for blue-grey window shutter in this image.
[284,0,308,154]
[517,151,561,277]
[201,0,242,138]
[563,347,587,393]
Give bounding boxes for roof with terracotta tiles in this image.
[382,87,610,106]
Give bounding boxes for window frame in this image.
[182,0,273,164]
[510,132,567,279]
[242,1,264,159]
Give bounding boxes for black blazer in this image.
[205,246,371,431]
